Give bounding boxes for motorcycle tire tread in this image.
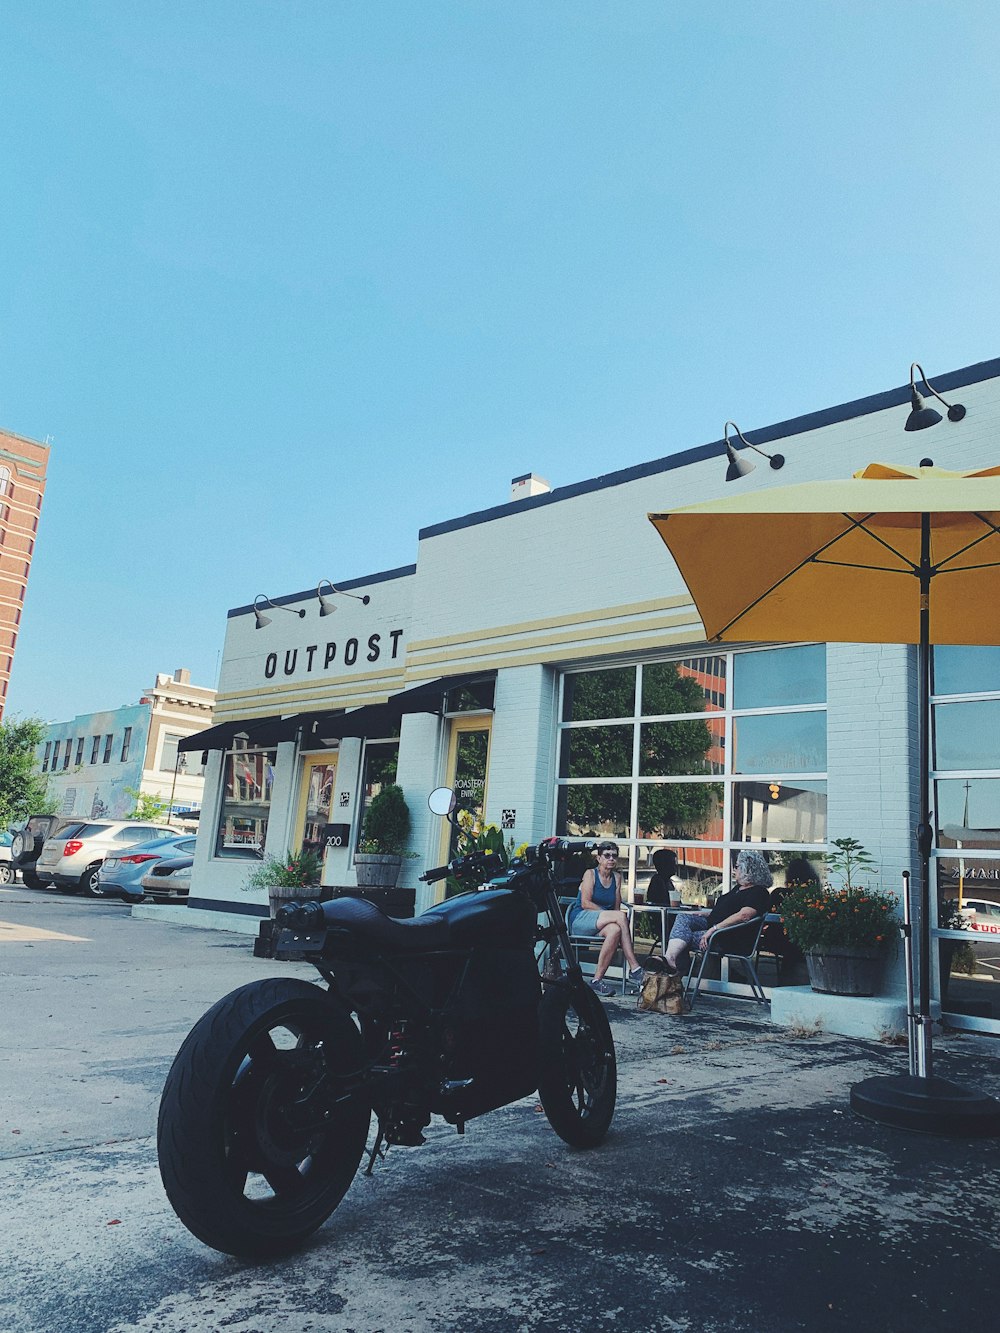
[157,976,371,1258]
[536,982,616,1149]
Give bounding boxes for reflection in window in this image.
[934,646,1000,696]
[559,724,632,779]
[732,712,827,774]
[556,648,827,898]
[301,761,337,859]
[448,727,491,860]
[556,783,630,838]
[562,667,635,722]
[215,745,278,859]
[733,644,826,710]
[732,781,827,844]
[642,658,725,715]
[936,779,1000,847]
[639,716,723,776]
[636,782,724,841]
[357,741,399,850]
[934,700,1000,771]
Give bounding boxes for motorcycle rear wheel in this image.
[537,982,616,1147]
[157,977,371,1258]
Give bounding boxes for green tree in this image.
[0,716,57,828]
[561,663,722,836]
[124,787,171,822]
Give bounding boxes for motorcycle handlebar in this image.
[418,849,505,884]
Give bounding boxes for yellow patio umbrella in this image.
[649,461,1000,1135]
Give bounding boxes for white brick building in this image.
[174,357,1000,1036]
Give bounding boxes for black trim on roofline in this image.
[227,562,417,619]
[418,356,1000,542]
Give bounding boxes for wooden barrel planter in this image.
[805,945,887,996]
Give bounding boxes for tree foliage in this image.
[561,663,722,837]
[0,716,57,828]
[124,787,171,822]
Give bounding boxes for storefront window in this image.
[932,646,1000,1028]
[731,780,827,844]
[356,740,399,849]
[732,711,827,774]
[556,646,827,900]
[215,744,277,859]
[733,643,826,709]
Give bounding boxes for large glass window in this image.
[160,732,183,772]
[356,740,399,850]
[932,647,1000,1025]
[556,647,827,904]
[215,742,278,859]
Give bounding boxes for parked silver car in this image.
[97,835,198,903]
[34,821,182,897]
[139,855,193,902]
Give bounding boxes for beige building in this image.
[0,428,50,720]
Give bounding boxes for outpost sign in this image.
[263,628,405,680]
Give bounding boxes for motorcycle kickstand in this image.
[364,1124,389,1176]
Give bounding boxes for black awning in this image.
[266,672,497,747]
[177,716,283,753]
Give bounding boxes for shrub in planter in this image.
[244,848,323,917]
[356,784,412,888]
[780,838,897,995]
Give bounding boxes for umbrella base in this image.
[851,1074,1000,1137]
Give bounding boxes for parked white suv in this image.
[34,821,182,897]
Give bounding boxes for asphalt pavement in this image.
[1,881,999,1333]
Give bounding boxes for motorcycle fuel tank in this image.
[422,888,537,950]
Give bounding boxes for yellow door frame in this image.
[436,715,493,899]
[294,752,339,863]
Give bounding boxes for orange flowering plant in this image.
[780,838,898,952]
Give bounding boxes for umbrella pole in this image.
[851,513,1000,1135]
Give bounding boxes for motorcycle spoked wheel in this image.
[157,977,372,1258]
[536,982,616,1148]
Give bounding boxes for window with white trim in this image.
[555,645,827,900]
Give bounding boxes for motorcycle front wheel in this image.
[157,977,371,1258]
[536,982,616,1148]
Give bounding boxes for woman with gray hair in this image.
[662,849,773,975]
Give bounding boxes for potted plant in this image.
[779,838,897,996]
[245,847,323,918]
[355,784,411,890]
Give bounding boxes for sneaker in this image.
[590,978,614,996]
[628,966,645,983]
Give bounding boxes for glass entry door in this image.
[443,717,492,867]
[296,754,338,863]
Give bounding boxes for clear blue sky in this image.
[3,1,998,722]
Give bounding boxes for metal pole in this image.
[915,512,934,1079]
[899,870,917,1077]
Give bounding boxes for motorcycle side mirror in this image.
[427,787,457,817]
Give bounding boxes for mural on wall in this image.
[42,704,151,821]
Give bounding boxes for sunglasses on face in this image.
[600,851,619,860]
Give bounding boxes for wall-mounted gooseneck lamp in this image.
[317,579,371,616]
[904,362,967,432]
[723,420,785,482]
[253,593,306,630]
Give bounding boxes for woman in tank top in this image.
[567,840,644,995]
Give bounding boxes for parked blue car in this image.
[96,835,198,903]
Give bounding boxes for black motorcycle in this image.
[156,789,616,1258]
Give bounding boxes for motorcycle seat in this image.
[320,896,453,953]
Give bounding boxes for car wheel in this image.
[0,864,12,885]
[10,832,25,859]
[80,864,105,898]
